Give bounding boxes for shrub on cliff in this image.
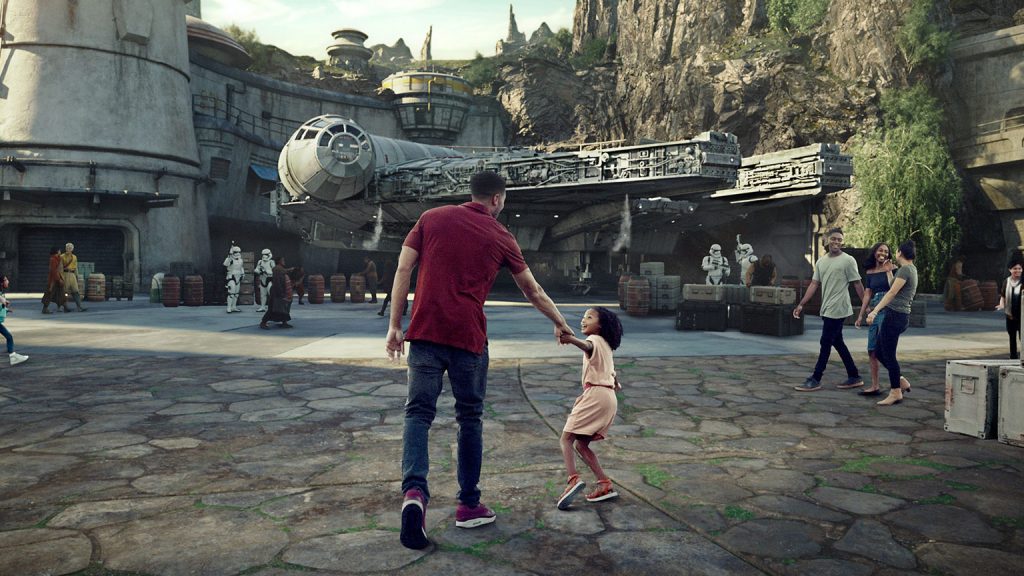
[848,85,962,292]
[768,0,830,34]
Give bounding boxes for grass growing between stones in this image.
[993,516,1024,529]
[945,481,979,491]
[637,464,670,489]
[914,494,956,505]
[839,455,955,473]
[641,428,657,438]
[723,505,755,521]
[437,538,504,558]
[69,565,157,576]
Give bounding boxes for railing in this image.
[973,113,1024,137]
[191,94,300,144]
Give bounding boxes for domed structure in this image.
[380,71,473,144]
[185,15,252,69]
[327,29,373,72]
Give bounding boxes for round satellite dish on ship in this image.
[185,15,252,69]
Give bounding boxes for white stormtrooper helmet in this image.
[738,243,752,256]
[710,244,722,255]
[229,246,241,256]
[261,248,272,261]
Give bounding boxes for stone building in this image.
[0,0,506,291]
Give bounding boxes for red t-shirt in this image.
[403,202,528,354]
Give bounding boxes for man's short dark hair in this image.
[827,227,844,237]
[898,239,916,260]
[470,171,505,198]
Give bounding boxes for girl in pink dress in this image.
[557,306,624,510]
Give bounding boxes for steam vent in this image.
[380,71,473,144]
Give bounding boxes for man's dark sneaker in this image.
[794,377,822,392]
[837,377,864,389]
[400,489,429,550]
[455,501,496,528]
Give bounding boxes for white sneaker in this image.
[9,352,28,366]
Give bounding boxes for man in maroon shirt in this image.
[386,171,573,550]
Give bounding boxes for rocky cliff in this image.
[499,0,1022,154]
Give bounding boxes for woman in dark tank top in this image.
[855,243,893,395]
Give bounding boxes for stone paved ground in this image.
[1,348,1022,576]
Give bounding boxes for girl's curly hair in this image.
[593,306,623,350]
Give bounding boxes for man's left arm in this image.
[511,267,573,340]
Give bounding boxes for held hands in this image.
[385,327,405,362]
[555,323,575,344]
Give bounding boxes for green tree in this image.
[223,24,276,73]
[898,0,953,69]
[460,53,499,89]
[848,85,962,292]
[768,0,829,33]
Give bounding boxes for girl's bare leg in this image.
[560,431,579,477]
[575,437,608,480]
[867,352,881,391]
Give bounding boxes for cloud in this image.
[203,0,310,27]
[332,0,445,19]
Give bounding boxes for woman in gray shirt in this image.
[866,240,918,406]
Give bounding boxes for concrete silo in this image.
[0,0,209,290]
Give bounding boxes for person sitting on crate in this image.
[254,248,274,312]
[746,254,776,287]
[702,244,731,285]
[223,243,244,314]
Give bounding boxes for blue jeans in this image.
[402,340,488,506]
[0,323,12,354]
[876,309,909,389]
[812,316,860,382]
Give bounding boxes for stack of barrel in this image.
[330,274,347,302]
[617,273,632,309]
[86,273,106,302]
[307,274,325,304]
[161,275,181,307]
[183,275,204,306]
[349,273,366,303]
[238,252,255,306]
[625,276,651,317]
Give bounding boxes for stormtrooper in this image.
[254,248,274,312]
[223,244,245,313]
[702,243,731,285]
[734,235,758,286]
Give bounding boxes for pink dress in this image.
[562,334,618,441]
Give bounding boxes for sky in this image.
[201,0,576,61]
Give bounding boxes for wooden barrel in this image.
[307,274,325,304]
[617,274,632,309]
[979,280,999,311]
[330,274,347,302]
[349,273,366,303]
[161,275,180,308]
[961,279,983,311]
[183,275,204,306]
[86,273,106,302]
[625,276,650,317]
